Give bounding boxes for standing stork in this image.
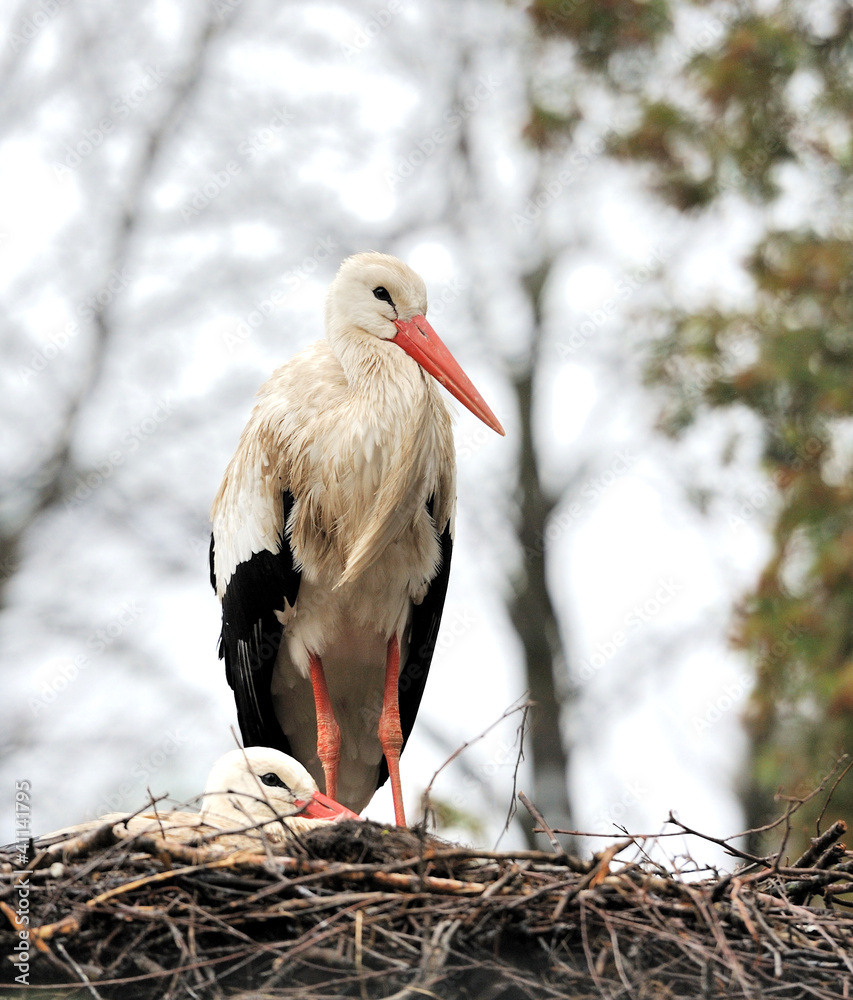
[210,252,504,826]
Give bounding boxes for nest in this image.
[2,814,853,999]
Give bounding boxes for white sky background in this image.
[0,0,778,867]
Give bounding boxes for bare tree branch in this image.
[0,8,235,608]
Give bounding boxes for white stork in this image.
[210,252,504,827]
[38,748,359,852]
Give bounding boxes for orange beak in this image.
[393,315,505,436]
[296,790,361,821]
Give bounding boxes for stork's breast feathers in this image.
[212,339,457,595]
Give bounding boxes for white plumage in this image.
[37,747,359,853]
[211,252,504,825]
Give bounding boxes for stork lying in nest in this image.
[33,747,360,857]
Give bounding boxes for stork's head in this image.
[200,747,359,835]
[326,251,427,341]
[326,251,505,436]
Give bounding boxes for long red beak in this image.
[296,790,361,821]
[393,316,505,436]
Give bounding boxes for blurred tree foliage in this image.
[527,0,853,850]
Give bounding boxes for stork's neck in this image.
[327,325,433,418]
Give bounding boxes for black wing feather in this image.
[376,501,453,789]
[211,491,300,753]
[212,490,452,798]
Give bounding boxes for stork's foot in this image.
[309,653,341,801]
[379,634,406,826]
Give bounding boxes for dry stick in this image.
[27,822,119,873]
[34,944,280,993]
[378,918,462,1000]
[785,848,851,906]
[774,802,795,878]
[499,700,531,846]
[601,910,633,994]
[573,842,631,896]
[32,847,488,940]
[681,883,756,1000]
[813,755,852,837]
[25,792,171,873]
[769,756,852,868]
[747,901,790,960]
[730,878,761,946]
[205,903,346,991]
[662,812,767,866]
[806,917,853,976]
[480,860,530,899]
[508,841,631,915]
[424,846,589,870]
[519,790,562,853]
[577,896,608,997]
[355,907,367,1000]
[31,853,257,940]
[54,940,106,1000]
[553,757,853,851]
[792,820,847,869]
[179,892,295,970]
[270,858,487,895]
[420,698,533,824]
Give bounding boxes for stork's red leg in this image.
[378,634,406,826]
[308,653,341,801]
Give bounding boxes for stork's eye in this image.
[372,286,394,305]
[259,772,288,789]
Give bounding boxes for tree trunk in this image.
[508,263,574,847]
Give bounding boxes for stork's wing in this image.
[376,502,453,790]
[210,491,300,752]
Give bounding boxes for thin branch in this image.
[420,698,533,824]
[0,6,236,606]
[518,790,562,853]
